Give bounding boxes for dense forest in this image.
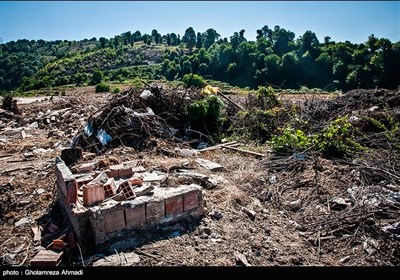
[1,25,399,93]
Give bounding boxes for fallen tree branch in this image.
[198,141,239,152]
[223,145,267,157]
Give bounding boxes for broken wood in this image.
[198,140,238,152]
[31,226,41,242]
[223,145,267,157]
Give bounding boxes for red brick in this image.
[83,183,105,206]
[125,203,146,228]
[183,190,199,212]
[165,195,183,216]
[105,169,118,178]
[103,178,116,197]
[104,210,125,234]
[118,167,133,178]
[118,181,136,200]
[108,164,131,178]
[146,200,165,223]
[129,178,143,186]
[65,180,78,204]
[52,239,65,250]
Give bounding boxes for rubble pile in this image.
[72,85,204,154]
[1,86,400,267]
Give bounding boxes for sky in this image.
[1,1,399,44]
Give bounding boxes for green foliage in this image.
[234,108,279,142]
[112,86,121,93]
[270,116,365,158]
[256,86,280,109]
[90,69,103,85]
[364,114,400,144]
[182,74,206,88]
[95,82,110,93]
[186,99,208,122]
[316,116,364,158]
[186,95,223,122]
[270,127,312,154]
[1,26,399,92]
[130,77,143,89]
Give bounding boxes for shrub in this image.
[186,95,223,122]
[270,126,313,155]
[95,82,110,93]
[112,87,121,93]
[182,74,206,88]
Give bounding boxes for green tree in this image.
[90,69,103,85]
[99,37,107,48]
[203,28,220,49]
[183,27,196,51]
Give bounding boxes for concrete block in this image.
[125,202,146,228]
[55,160,74,196]
[104,210,125,234]
[146,199,165,223]
[165,195,183,216]
[83,183,105,206]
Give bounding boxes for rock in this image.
[200,226,212,235]
[234,251,251,266]
[209,209,223,220]
[289,220,306,231]
[330,197,350,210]
[242,207,256,221]
[289,199,301,211]
[338,256,351,263]
[92,252,139,267]
[15,217,32,227]
[177,148,198,157]
[269,175,277,184]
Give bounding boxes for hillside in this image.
[1,26,399,94]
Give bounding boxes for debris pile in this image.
[72,85,204,154]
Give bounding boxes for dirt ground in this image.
[0,87,399,267]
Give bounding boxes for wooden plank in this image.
[223,146,267,157]
[198,141,238,152]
